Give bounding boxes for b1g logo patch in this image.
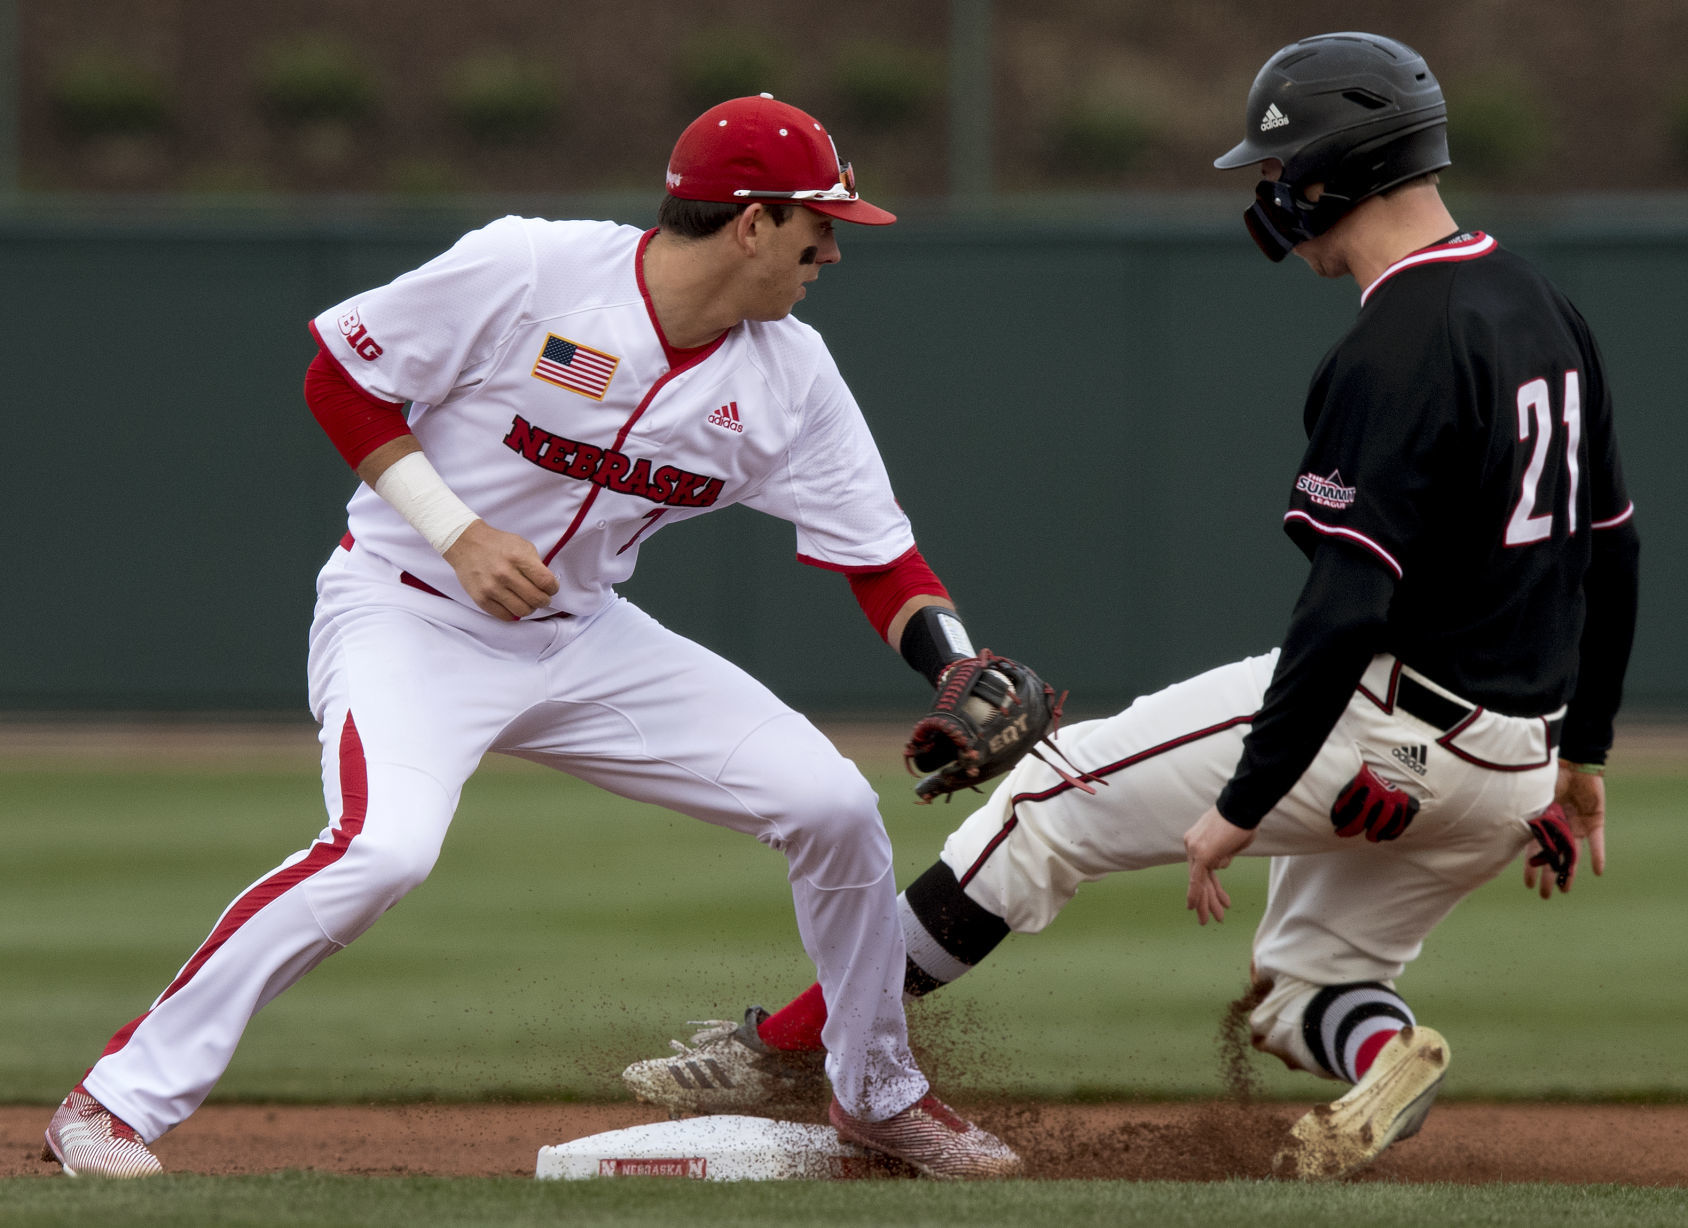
[337,307,383,360]
[1295,470,1357,510]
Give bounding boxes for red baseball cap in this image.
[665,94,896,226]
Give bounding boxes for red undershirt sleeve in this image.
[305,346,411,469]
[843,547,951,642]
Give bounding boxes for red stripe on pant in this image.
[99,713,371,1057]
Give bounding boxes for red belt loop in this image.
[399,571,448,599]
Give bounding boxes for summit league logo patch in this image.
[1259,102,1290,131]
[1295,470,1356,510]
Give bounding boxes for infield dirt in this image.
[6,1101,1688,1183]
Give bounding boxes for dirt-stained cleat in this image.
[1275,1025,1449,1180]
[621,1006,827,1115]
[829,1093,1023,1180]
[41,1084,164,1178]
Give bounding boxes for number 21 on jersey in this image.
[1506,370,1581,546]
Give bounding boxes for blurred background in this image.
[12,0,1688,199]
[1,0,1683,719]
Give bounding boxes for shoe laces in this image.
[666,1019,739,1055]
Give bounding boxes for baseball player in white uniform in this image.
[42,94,1022,1180]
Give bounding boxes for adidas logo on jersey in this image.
[1259,103,1290,131]
[1391,744,1430,776]
[707,401,744,433]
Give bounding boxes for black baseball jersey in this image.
[1218,231,1639,828]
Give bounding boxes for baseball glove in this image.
[904,651,1086,803]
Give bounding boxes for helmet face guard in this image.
[1243,178,1354,262]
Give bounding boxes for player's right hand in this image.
[1183,805,1255,925]
[442,520,560,621]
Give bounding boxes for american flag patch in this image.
[532,334,619,400]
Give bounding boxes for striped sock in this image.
[1351,1027,1400,1078]
[754,861,1012,1052]
[1301,981,1415,1083]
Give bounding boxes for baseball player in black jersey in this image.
[621,33,1640,1181]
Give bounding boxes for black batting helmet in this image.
[1215,33,1451,261]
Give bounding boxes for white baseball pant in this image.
[84,542,927,1140]
[937,650,1560,1075]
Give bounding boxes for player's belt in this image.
[1393,675,1472,731]
[340,533,573,620]
[398,565,574,620]
[1395,672,1563,751]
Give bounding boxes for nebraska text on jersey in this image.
[1295,470,1357,509]
[503,414,725,507]
[532,333,620,400]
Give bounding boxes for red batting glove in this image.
[1330,764,1420,842]
[1525,804,1578,897]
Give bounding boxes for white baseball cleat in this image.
[41,1084,164,1178]
[1274,1025,1450,1180]
[829,1093,1023,1180]
[621,1006,827,1115]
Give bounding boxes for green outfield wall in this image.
[2,195,1680,716]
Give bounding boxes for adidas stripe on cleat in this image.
[41,1085,163,1178]
[829,1094,1022,1180]
[620,1006,827,1115]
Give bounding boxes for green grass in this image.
[1,753,1683,1106]
[4,748,1685,1222]
[3,1174,1687,1228]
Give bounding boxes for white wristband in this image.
[372,451,479,554]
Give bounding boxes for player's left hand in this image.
[1524,761,1609,898]
[1554,759,1608,877]
[903,652,1069,803]
[1183,806,1255,925]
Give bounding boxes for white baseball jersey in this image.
[80,216,935,1143]
[312,216,914,616]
